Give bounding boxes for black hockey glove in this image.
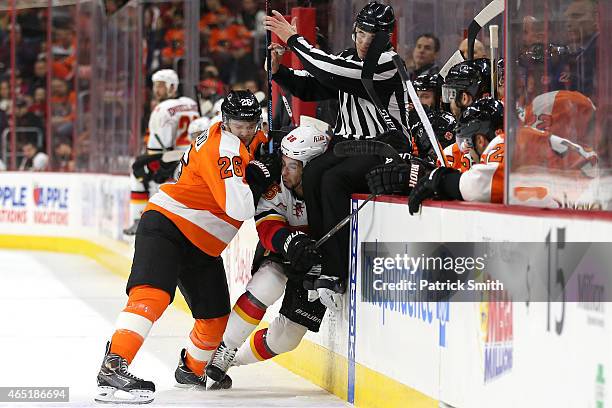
[282,231,323,274]
[152,160,180,184]
[245,155,281,202]
[408,167,462,215]
[366,157,435,196]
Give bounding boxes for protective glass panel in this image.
[506,0,612,210]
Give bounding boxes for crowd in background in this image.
[0,0,606,180]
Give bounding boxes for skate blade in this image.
[208,375,232,391]
[174,383,207,391]
[95,386,154,404]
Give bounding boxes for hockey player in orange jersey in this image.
[406,96,599,212]
[365,98,505,205]
[95,90,275,404]
[205,124,330,384]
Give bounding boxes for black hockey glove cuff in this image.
[282,231,323,274]
[408,167,462,215]
[313,275,346,294]
[152,160,179,184]
[366,158,435,196]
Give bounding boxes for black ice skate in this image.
[123,219,140,236]
[205,341,237,383]
[95,342,155,404]
[175,348,232,390]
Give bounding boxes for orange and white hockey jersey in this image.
[522,90,596,147]
[147,96,200,152]
[443,143,472,173]
[459,134,505,203]
[145,121,267,256]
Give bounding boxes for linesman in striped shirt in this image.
[265,1,410,310]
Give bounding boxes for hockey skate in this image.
[123,219,140,236]
[205,341,237,383]
[175,349,232,390]
[95,342,155,404]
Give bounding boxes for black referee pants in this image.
[302,136,381,281]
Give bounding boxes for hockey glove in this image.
[282,232,323,274]
[152,160,180,183]
[408,167,462,215]
[366,158,434,196]
[314,275,345,312]
[245,155,281,203]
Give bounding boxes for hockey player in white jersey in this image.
[124,69,200,235]
[205,124,329,384]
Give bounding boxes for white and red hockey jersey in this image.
[147,96,200,152]
[254,180,309,253]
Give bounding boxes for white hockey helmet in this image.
[188,117,212,140]
[281,125,329,166]
[152,69,179,95]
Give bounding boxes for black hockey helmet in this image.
[410,110,456,162]
[413,73,442,92]
[355,1,395,34]
[221,90,262,123]
[455,97,504,144]
[413,73,443,109]
[442,58,491,102]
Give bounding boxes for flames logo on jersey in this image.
[293,201,304,218]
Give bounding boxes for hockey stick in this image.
[489,24,499,99]
[439,0,504,78]
[467,0,504,59]
[361,31,398,132]
[314,193,375,248]
[392,55,448,167]
[317,140,409,249]
[309,34,395,248]
[193,86,203,116]
[265,0,273,153]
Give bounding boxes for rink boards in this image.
[0,172,611,408]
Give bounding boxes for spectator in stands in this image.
[0,80,10,113]
[51,23,76,80]
[459,38,488,59]
[0,158,5,171]
[564,0,599,97]
[28,59,47,94]
[15,97,44,139]
[409,33,440,80]
[239,0,265,34]
[51,139,74,172]
[49,78,75,140]
[160,10,185,68]
[207,9,253,84]
[19,140,48,171]
[30,87,46,119]
[0,24,40,79]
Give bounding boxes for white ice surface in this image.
[0,250,348,408]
